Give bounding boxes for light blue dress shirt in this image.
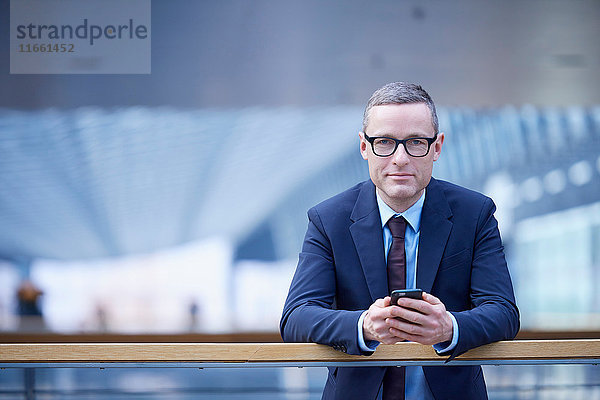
[356,189,459,400]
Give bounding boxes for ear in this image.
[432,132,444,162]
[359,132,369,160]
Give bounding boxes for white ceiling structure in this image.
[0,107,361,260]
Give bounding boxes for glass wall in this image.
[1,365,599,400]
[512,202,600,330]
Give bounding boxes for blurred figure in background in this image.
[94,302,109,332]
[188,299,200,332]
[16,280,46,331]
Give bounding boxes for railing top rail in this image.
[1,339,599,367]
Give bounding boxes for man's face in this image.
[359,103,444,212]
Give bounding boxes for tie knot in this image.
[388,216,406,239]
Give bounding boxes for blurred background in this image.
[1,0,600,398]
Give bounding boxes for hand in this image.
[362,296,404,344]
[386,292,453,345]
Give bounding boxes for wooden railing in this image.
[1,339,599,367]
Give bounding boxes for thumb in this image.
[422,292,442,305]
[374,297,390,308]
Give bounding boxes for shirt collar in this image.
[376,190,425,233]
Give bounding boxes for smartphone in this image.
[390,289,423,306]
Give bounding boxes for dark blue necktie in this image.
[383,216,407,400]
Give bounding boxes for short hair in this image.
[362,82,439,134]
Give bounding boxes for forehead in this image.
[367,103,434,136]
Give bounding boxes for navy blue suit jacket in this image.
[280,178,519,400]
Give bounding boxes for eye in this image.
[376,138,393,145]
[407,138,426,146]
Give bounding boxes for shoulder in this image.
[431,178,488,201]
[429,178,495,214]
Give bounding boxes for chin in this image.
[382,185,418,202]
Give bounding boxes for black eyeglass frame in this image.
[363,132,438,158]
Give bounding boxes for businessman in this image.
[280,82,519,399]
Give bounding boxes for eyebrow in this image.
[372,132,433,138]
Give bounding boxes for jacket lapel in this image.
[417,178,453,294]
[349,181,388,303]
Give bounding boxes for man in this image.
[280,82,519,399]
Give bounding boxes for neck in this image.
[376,188,424,214]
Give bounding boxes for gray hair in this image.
[362,82,439,134]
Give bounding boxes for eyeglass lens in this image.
[373,138,431,157]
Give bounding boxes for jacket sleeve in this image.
[280,207,371,356]
[444,198,520,360]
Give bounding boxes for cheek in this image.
[367,162,379,180]
[366,156,379,169]
[415,161,433,181]
[369,159,388,177]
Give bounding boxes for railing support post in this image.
[24,368,35,400]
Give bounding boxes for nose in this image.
[391,143,410,166]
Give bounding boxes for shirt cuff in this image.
[433,311,459,354]
[357,310,380,352]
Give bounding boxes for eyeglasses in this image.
[363,132,438,157]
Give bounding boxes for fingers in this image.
[364,298,404,343]
[388,306,425,325]
[386,319,441,346]
[387,327,429,344]
[386,315,423,334]
[391,299,429,317]
[384,293,453,345]
[393,292,445,316]
[366,295,451,345]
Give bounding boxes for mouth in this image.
[387,173,413,178]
